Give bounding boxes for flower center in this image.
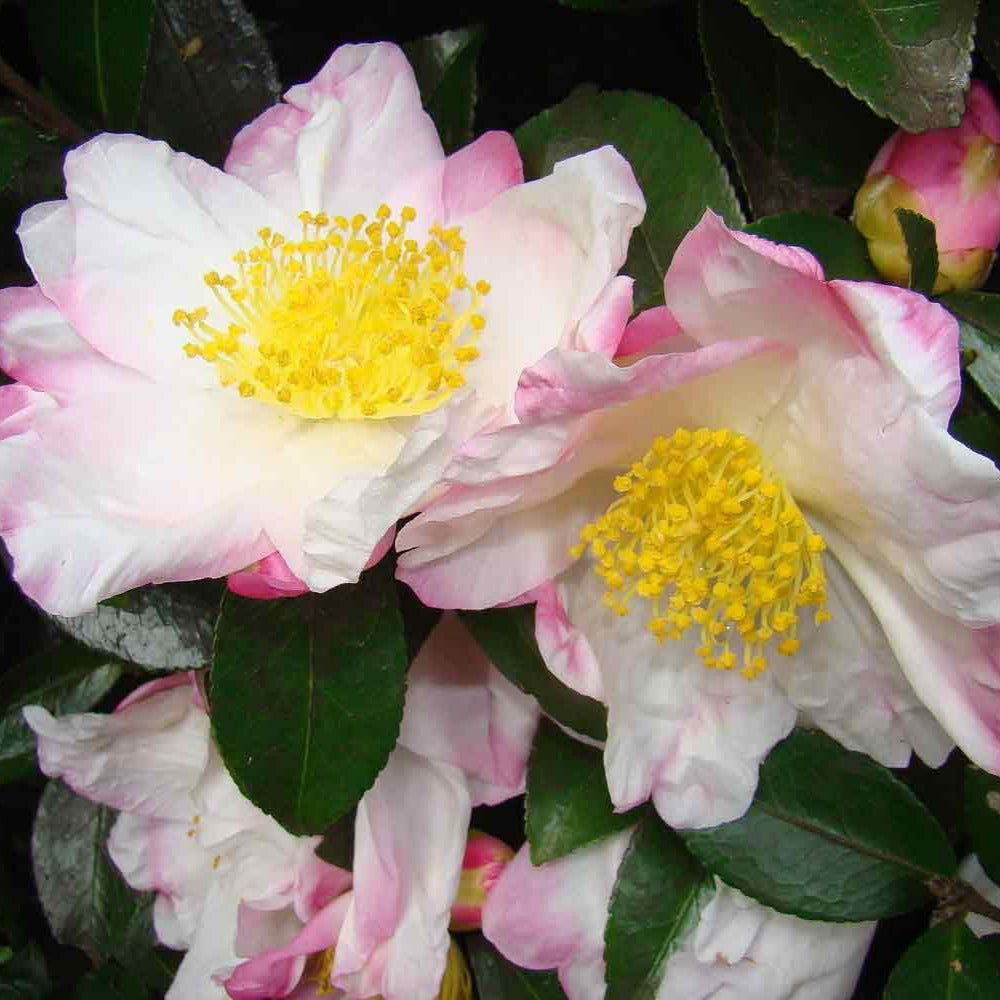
[571,426,830,679]
[173,206,489,419]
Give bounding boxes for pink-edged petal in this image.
[20,134,294,388]
[562,276,633,357]
[824,520,1000,775]
[483,832,632,1000]
[615,304,683,358]
[830,280,961,425]
[226,43,443,219]
[557,558,797,828]
[228,551,310,600]
[440,131,524,222]
[534,579,605,701]
[399,614,540,804]
[22,684,208,818]
[114,672,197,713]
[777,357,1000,627]
[331,746,470,1000]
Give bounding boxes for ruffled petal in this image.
[562,275,634,357]
[534,579,605,701]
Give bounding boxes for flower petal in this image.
[440,131,524,222]
[562,275,634,358]
[534,579,605,701]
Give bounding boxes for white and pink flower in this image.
[397,210,1000,829]
[0,41,644,614]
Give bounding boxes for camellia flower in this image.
[24,615,538,999]
[853,80,1000,293]
[483,830,876,999]
[398,210,1000,829]
[0,41,643,615]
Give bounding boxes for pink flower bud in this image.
[449,830,515,932]
[853,80,1000,293]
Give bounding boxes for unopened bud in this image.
[852,80,1000,293]
[449,830,514,932]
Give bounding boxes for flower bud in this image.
[449,830,515,932]
[853,80,1000,293]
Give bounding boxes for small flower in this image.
[0,42,644,615]
[853,80,1000,292]
[398,210,1000,830]
[450,830,515,932]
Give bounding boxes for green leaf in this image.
[50,582,220,673]
[459,607,607,742]
[940,292,1000,344]
[0,644,122,784]
[683,729,956,921]
[27,0,155,130]
[140,0,281,165]
[0,942,50,999]
[212,564,408,835]
[895,209,939,297]
[884,919,1000,998]
[744,212,879,280]
[404,26,485,154]
[74,963,149,1000]
[700,0,890,217]
[0,118,57,195]
[466,934,566,999]
[526,719,638,864]
[959,322,1000,413]
[964,765,1000,885]
[31,781,157,964]
[604,818,711,1000]
[315,811,355,870]
[739,0,977,131]
[515,87,744,311]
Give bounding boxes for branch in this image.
[0,54,86,144]
[928,874,1000,927]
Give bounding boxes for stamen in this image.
[173,206,489,419]
[571,426,829,679]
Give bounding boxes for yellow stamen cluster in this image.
[173,206,490,419]
[571,427,830,679]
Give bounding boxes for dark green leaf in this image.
[745,212,879,280]
[140,0,281,165]
[526,719,638,864]
[459,607,607,742]
[683,729,956,921]
[27,0,155,130]
[940,292,1000,345]
[515,87,744,311]
[0,644,122,784]
[964,765,1000,885]
[74,963,149,1000]
[466,934,566,999]
[404,26,485,154]
[604,818,711,1000]
[212,564,408,835]
[949,414,1000,468]
[700,0,889,216]
[884,919,1000,998]
[31,781,157,964]
[739,0,977,131]
[315,811,355,869]
[895,209,939,297]
[959,322,1000,412]
[0,118,57,194]
[0,942,50,999]
[50,582,219,673]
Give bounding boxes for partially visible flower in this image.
[853,80,1000,292]
[483,830,876,1000]
[24,614,539,1000]
[398,210,1000,830]
[0,41,644,616]
[449,830,515,932]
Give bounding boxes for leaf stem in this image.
[0,54,86,144]
[928,875,1000,927]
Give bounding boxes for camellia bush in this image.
[2,0,1000,998]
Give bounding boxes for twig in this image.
[0,54,86,144]
[928,874,1000,927]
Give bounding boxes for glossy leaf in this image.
[740,0,977,131]
[0,118,56,194]
[964,765,1000,885]
[405,26,485,153]
[27,0,156,130]
[0,643,122,784]
[683,729,956,921]
[51,582,219,673]
[31,782,157,964]
[895,209,939,296]
[604,818,711,1000]
[940,292,1000,345]
[700,0,889,216]
[959,322,1000,412]
[515,87,744,310]
[744,212,879,280]
[459,606,607,742]
[884,919,1000,998]
[466,934,566,1000]
[73,963,148,1000]
[140,0,281,165]
[526,719,638,864]
[212,564,408,835]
